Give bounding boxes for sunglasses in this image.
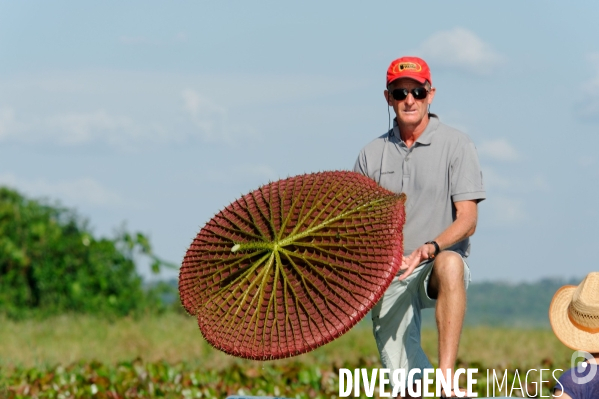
[390,87,428,101]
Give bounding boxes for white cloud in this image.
[0,71,353,149]
[0,107,149,149]
[0,104,233,150]
[47,110,140,146]
[486,196,527,227]
[181,88,260,144]
[416,27,504,75]
[478,138,519,162]
[0,173,124,208]
[182,89,228,142]
[0,99,258,149]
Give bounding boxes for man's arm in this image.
[398,200,478,281]
[353,150,367,176]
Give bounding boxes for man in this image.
[354,56,485,398]
[550,272,599,399]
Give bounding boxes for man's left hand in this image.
[398,243,435,281]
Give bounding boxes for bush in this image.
[0,187,175,318]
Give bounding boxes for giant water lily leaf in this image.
[179,171,406,360]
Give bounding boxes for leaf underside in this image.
[179,171,406,360]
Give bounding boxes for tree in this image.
[0,187,175,318]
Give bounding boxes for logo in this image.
[571,350,598,385]
[394,62,422,73]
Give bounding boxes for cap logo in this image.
[394,62,422,73]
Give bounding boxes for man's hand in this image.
[398,200,478,281]
[398,243,435,281]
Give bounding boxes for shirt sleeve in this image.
[353,150,367,176]
[553,368,580,399]
[450,139,486,202]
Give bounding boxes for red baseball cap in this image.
[386,56,432,87]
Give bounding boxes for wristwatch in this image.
[425,241,440,259]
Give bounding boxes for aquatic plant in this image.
[179,171,406,359]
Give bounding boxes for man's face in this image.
[385,78,435,129]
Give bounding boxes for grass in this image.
[0,312,572,371]
[0,313,377,369]
[0,313,575,398]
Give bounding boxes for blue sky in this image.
[1,1,598,282]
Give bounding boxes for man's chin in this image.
[397,118,424,127]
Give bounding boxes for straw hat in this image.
[549,272,599,353]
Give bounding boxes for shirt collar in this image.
[391,114,440,146]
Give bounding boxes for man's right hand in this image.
[398,243,436,280]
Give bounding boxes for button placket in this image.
[402,149,411,190]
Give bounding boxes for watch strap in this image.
[425,241,440,259]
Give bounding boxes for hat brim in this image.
[549,285,599,352]
[387,74,428,86]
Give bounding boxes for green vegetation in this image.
[0,186,580,397]
[0,187,175,319]
[0,314,573,398]
[1,358,565,398]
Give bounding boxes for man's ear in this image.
[427,87,436,105]
[384,90,392,106]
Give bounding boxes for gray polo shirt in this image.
[354,115,485,258]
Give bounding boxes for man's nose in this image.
[404,93,415,105]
